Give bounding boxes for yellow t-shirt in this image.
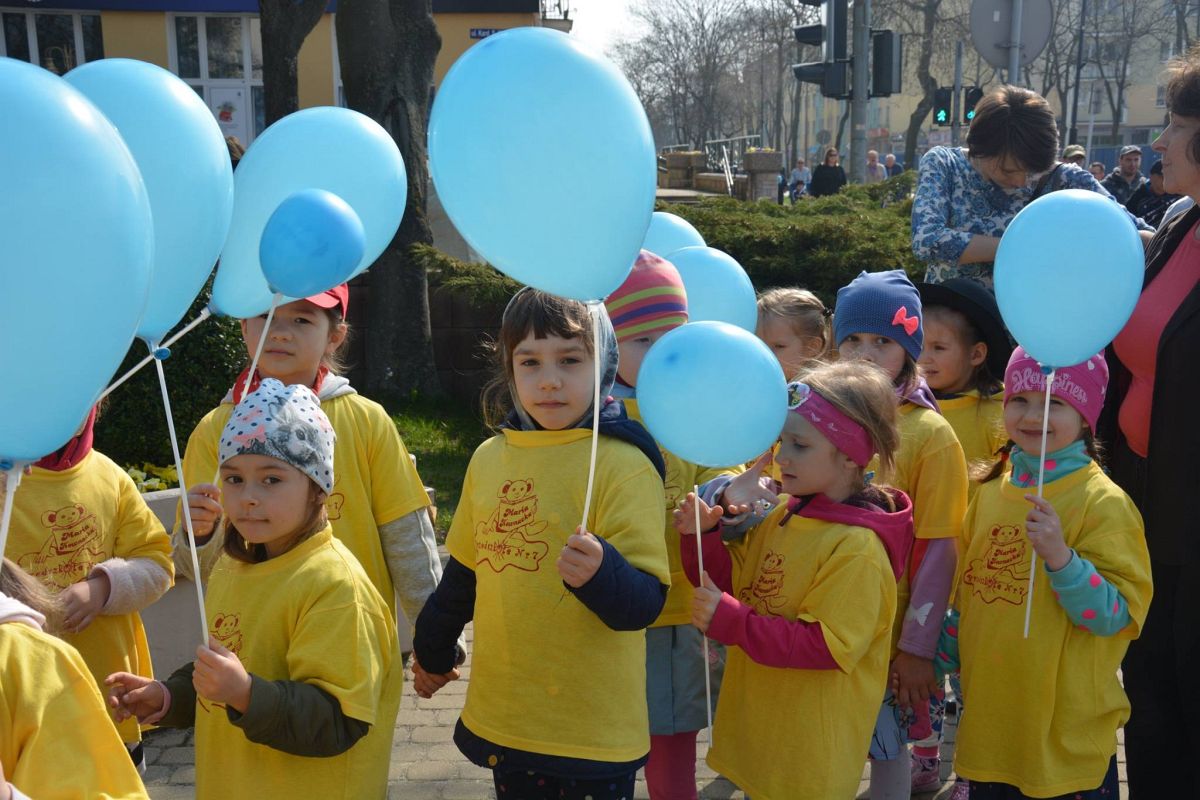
[939,390,1006,497]
[707,505,897,800]
[954,462,1151,796]
[0,620,149,799]
[873,404,968,653]
[195,527,401,800]
[625,398,743,627]
[447,428,670,762]
[4,451,174,743]
[176,392,429,614]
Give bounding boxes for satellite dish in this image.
[969,0,1053,70]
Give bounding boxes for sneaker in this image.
[947,778,970,800]
[911,753,942,793]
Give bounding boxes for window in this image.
[0,10,103,74]
[1091,90,1105,115]
[169,14,265,143]
[1158,85,1167,107]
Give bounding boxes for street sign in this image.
[969,0,1052,70]
[470,28,503,39]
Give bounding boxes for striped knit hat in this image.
[604,250,689,342]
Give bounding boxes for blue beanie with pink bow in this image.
[833,269,925,361]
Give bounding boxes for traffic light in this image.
[963,86,984,123]
[933,87,952,126]
[793,0,850,99]
[870,30,902,97]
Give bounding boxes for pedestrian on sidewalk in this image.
[413,289,670,800]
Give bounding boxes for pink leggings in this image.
[644,731,699,800]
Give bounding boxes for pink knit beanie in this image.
[604,250,688,342]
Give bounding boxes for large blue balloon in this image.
[214,107,406,318]
[638,322,788,467]
[429,27,655,302]
[667,247,758,332]
[995,189,1144,367]
[65,59,234,344]
[260,190,366,298]
[642,212,706,259]
[0,58,153,463]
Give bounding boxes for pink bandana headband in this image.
[787,382,874,467]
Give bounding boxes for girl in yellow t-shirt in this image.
[413,289,671,800]
[756,287,831,381]
[676,361,914,799]
[833,269,969,798]
[172,284,442,654]
[107,380,402,800]
[2,407,174,769]
[1,558,148,800]
[936,347,1151,799]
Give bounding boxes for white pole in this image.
[1023,369,1055,639]
[695,484,714,738]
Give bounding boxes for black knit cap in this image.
[917,279,1014,378]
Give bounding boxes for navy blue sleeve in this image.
[567,536,668,631]
[414,556,476,674]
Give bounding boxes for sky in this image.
[567,0,639,56]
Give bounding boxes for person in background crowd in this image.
[866,150,888,184]
[1126,160,1182,228]
[1102,144,1148,205]
[1089,162,1108,181]
[886,153,904,177]
[809,148,847,197]
[1062,144,1087,167]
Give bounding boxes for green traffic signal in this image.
[936,110,948,124]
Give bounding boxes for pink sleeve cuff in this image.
[141,680,172,726]
[707,592,840,670]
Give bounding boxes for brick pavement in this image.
[143,623,1129,799]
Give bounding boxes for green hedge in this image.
[414,173,920,310]
[96,286,245,467]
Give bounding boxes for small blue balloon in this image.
[666,247,758,332]
[429,27,655,302]
[995,189,1144,368]
[0,58,154,462]
[260,190,366,299]
[642,212,706,259]
[66,59,234,344]
[214,107,406,318]
[637,322,788,467]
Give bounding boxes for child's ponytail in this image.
[1,558,64,633]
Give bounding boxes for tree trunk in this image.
[258,0,328,126]
[337,0,442,400]
[904,0,941,169]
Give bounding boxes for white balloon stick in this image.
[1023,369,1055,639]
[100,306,214,402]
[578,303,603,533]
[695,484,714,738]
[0,466,24,571]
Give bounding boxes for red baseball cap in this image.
[304,284,349,318]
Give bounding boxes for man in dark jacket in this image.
[1126,160,1181,227]
[1102,144,1147,204]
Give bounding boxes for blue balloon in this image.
[429,27,655,302]
[65,59,234,344]
[667,247,758,332]
[995,189,1144,368]
[0,58,153,463]
[642,212,705,259]
[637,322,788,467]
[260,190,366,298]
[214,107,406,318]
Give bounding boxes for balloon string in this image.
[214,294,283,486]
[99,307,214,402]
[152,345,209,646]
[1023,368,1055,639]
[578,303,603,533]
[0,467,24,569]
[695,483,714,738]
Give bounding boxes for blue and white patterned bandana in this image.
[218,378,336,494]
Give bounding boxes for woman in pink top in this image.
[1102,49,1200,797]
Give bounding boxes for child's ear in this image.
[326,322,349,353]
[969,342,988,368]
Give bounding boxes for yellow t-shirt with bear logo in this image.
[954,461,1150,796]
[4,450,174,743]
[624,398,743,627]
[447,428,670,762]
[176,392,429,615]
[0,620,148,799]
[707,505,897,800]
[872,403,968,654]
[195,527,400,800]
[939,390,1006,497]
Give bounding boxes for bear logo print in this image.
[962,524,1031,606]
[739,550,790,615]
[211,612,244,657]
[476,479,550,573]
[17,503,105,588]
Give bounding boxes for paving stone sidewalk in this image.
[143,625,1129,800]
